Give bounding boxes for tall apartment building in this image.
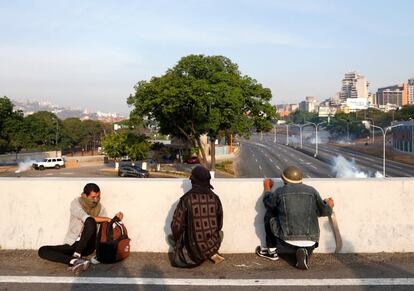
[340,72,370,101]
[299,96,318,112]
[376,83,408,106]
[408,78,414,104]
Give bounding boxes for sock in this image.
[269,248,277,253]
[73,252,81,258]
[69,259,77,265]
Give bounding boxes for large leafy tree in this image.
[128,54,275,169]
[0,96,29,155]
[62,118,87,151]
[101,130,149,166]
[24,111,61,150]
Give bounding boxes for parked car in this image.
[32,157,65,170]
[118,165,150,178]
[187,156,200,164]
[160,155,174,163]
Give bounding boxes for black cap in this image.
[190,166,214,189]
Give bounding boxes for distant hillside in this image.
[12,99,127,123]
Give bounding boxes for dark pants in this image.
[265,213,315,256]
[38,217,97,265]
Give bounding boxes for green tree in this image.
[101,131,150,166]
[62,118,87,151]
[25,111,60,150]
[290,109,319,124]
[128,54,275,170]
[0,96,29,154]
[125,133,150,161]
[395,105,414,120]
[101,131,127,162]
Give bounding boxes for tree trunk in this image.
[210,139,216,171]
[196,137,208,168]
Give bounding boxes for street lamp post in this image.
[365,118,375,143]
[53,118,59,157]
[291,124,305,148]
[337,118,350,142]
[282,124,289,145]
[305,121,327,157]
[362,122,403,177]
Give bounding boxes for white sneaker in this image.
[90,256,100,265]
[68,258,90,275]
[255,246,279,261]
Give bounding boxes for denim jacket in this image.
[263,183,332,243]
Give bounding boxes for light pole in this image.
[273,125,277,143]
[305,121,327,157]
[53,118,59,157]
[291,124,305,149]
[365,118,375,143]
[362,122,403,177]
[283,124,289,145]
[336,118,350,142]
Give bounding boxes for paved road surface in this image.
[0,251,413,290]
[236,133,414,178]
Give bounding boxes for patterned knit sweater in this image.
[171,188,223,263]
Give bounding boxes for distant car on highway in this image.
[32,158,65,170]
[118,165,149,178]
[186,156,200,164]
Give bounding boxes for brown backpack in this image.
[96,217,130,263]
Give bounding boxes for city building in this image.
[276,103,298,117]
[299,96,318,113]
[393,121,414,154]
[376,83,408,107]
[408,78,414,104]
[340,72,370,102]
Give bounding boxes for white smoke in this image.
[15,159,37,173]
[308,130,329,145]
[337,139,353,145]
[332,155,383,178]
[288,135,300,145]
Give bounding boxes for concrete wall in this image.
[1,178,413,253]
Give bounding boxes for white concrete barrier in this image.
[0,178,413,253]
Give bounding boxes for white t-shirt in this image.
[64,198,107,245]
[285,240,316,247]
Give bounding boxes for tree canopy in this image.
[127,54,276,169]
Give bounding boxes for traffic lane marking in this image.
[0,276,413,286]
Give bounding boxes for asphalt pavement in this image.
[0,251,413,290]
[236,133,414,178]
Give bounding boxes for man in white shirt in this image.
[38,183,123,274]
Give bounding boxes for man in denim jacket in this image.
[256,166,334,270]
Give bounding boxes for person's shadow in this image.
[254,178,284,248]
[163,179,191,262]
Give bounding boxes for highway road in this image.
[235,133,414,178]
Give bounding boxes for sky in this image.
[0,0,413,115]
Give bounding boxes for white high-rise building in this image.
[299,96,318,112]
[340,72,370,102]
[408,78,414,104]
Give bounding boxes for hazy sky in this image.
[1,0,413,115]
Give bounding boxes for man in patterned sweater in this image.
[170,166,224,268]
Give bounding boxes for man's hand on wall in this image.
[263,179,274,192]
[325,197,334,208]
